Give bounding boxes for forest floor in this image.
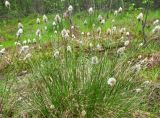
[0,10,160,117]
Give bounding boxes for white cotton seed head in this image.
[55,14,61,23]
[36,29,41,38]
[137,13,143,21]
[68,5,73,12]
[118,7,123,13]
[98,15,103,21]
[5,1,10,9]
[126,32,130,36]
[22,40,27,45]
[20,45,29,54]
[67,46,72,52]
[117,47,125,55]
[88,7,94,15]
[43,15,48,22]
[52,21,56,26]
[18,22,23,29]
[50,105,55,109]
[61,29,69,39]
[114,10,118,16]
[36,18,40,24]
[16,28,23,38]
[153,19,159,26]
[0,48,5,55]
[72,34,76,39]
[27,39,31,44]
[152,25,160,34]
[15,41,21,46]
[139,43,143,47]
[54,50,60,58]
[54,30,57,34]
[33,38,36,43]
[132,64,141,73]
[87,32,90,36]
[135,88,143,93]
[81,110,86,117]
[119,28,126,34]
[138,55,142,59]
[143,81,151,85]
[124,40,130,46]
[101,19,105,24]
[91,56,98,65]
[112,26,117,32]
[107,78,116,87]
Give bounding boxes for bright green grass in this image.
[0,10,160,47]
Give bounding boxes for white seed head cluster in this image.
[54,50,60,58]
[114,10,118,16]
[61,29,69,39]
[153,19,159,26]
[0,48,5,56]
[137,13,143,21]
[18,22,23,29]
[5,1,10,9]
[16,28,23,38]
[55,14,61,23]
[152,25,160,34]
[88,7,94,15]
[43,14,48,23]
[117,47,126,55]
[107,77,116,87]
[68,5,73,13]
[36,29,41,38]
[118,7,123,13]
[20,45,29,54]
[91,56,98,65]
[36,18,40,24]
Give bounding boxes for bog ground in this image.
[0,1,160,118]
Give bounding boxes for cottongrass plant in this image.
[1,44,155,117]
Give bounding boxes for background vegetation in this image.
[0,0,160,18]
